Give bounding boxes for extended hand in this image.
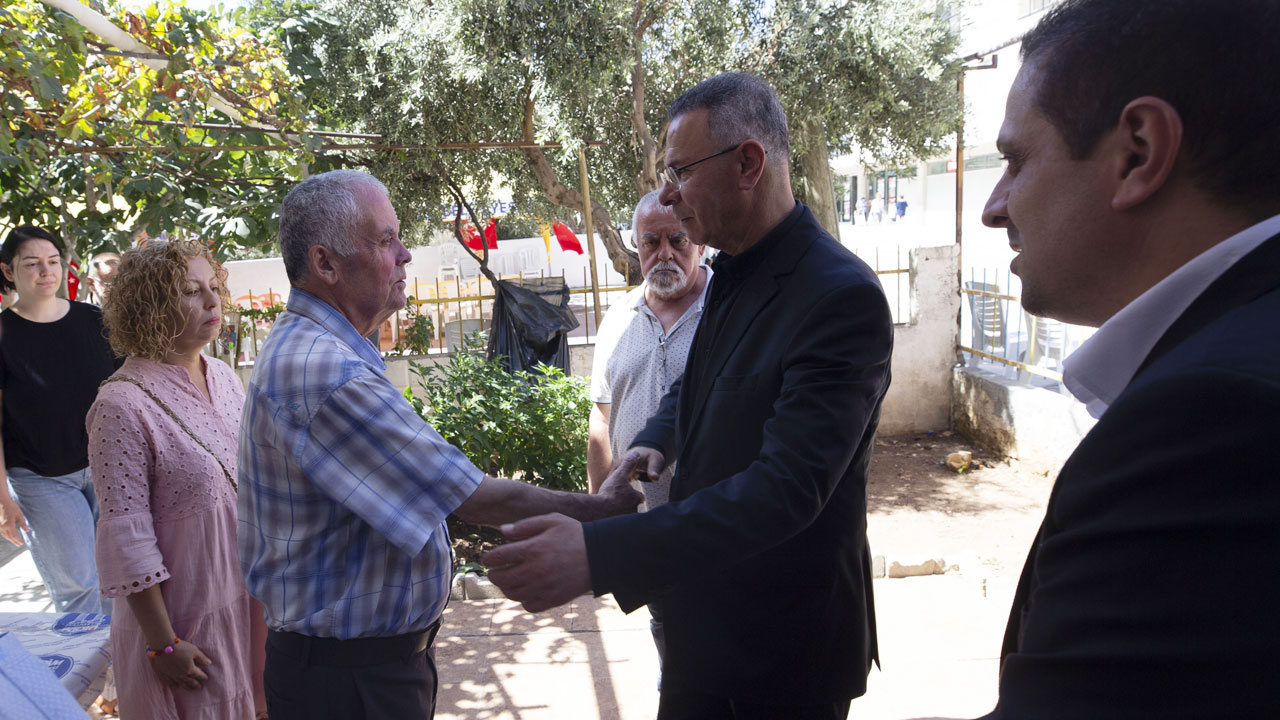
[0,497,29,547]
[609,446,665,485]
[151,640,212,690]
[596,468,643,518]
[484,513,591,613]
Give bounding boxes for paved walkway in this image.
[435,575,1009,720]
[3,540,1009,719]
[0,542,55,613]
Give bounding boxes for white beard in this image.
[645,261,688,299]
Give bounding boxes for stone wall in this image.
[877,244,961,435]
[951,365,1096,475]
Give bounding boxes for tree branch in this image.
[518,84,640,283]
[631,0,662,196]
[440,170,499,286]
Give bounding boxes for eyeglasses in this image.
[661,143,743,190]
[633,232,692,252]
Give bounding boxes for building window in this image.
[1023,0,1057,17]
[965,152,1006,171]
[927,153,1005,175]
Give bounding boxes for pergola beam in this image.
[50,140,606,155]
[40,0,284,140]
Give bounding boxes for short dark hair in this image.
[1,226,65,293]
[1021,0,1280,216]
[667,72,791,165]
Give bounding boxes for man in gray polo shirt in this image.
[587,189,710,673]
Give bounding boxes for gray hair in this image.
[631,189,665,235]
[278,170,388,285]
[667,72,790,165]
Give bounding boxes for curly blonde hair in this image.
[102,240,230,361]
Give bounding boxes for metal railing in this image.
[396,268,634,354]
[228,252,917,366]
[958,266,1094,384]
[846,245,912,325]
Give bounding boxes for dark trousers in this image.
[264,624,440,720]
[649,598,667,675]
[657,683,852,720]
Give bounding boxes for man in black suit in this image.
[979,1,1280,717]
[484,73,892,719]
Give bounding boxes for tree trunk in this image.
[631,4,662,197]
[519,94,641,285]
[795,120,840,241]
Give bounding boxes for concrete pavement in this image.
[434,574,1010,720]
[3,540,1009,719]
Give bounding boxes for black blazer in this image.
[584,204,893,703]
[986,232,1280,719]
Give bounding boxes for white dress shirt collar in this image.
[1063,212,1280,418]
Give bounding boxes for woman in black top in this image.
[0,225,119,612]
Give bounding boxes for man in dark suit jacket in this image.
[485,73,892,719]
[978,1,1280,717]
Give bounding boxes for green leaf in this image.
[34,73,65,101]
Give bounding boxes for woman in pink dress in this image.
[88,240,266,719]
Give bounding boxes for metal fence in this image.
[398,268,632,353]
[848,245,912,325]
[228,248,916,367]
[958,266,1094,385]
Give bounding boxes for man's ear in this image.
[307,244,343,287]
[735,140,769,191]
[1111,96,1183,211]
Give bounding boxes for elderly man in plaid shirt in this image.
[238,170,640,720]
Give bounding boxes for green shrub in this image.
[392,296,435,356]
[403,331,589,492]
[239,302,286,324]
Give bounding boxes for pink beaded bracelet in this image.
[145,637,181,658]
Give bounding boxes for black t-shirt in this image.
[0,302,121,477]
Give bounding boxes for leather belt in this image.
[267,621,440,668]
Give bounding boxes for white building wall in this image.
[224,232,633,310]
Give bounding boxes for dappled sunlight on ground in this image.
[436,596,659,720]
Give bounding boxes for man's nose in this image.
[658,182,679,207]
[981,179,1009,228]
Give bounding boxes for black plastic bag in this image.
[486,277,579,374]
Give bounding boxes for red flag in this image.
[483,218,498,249]
[551,222,584,254]
[461,220,498,250]
[67,260,81,301]
[462,223,483,250]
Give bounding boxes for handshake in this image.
[481,446,662,612]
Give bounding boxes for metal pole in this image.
[955,54,998,253]
[954,67,968,368]
[956,69,965,252]
[578,146,604,327]
[954,54,999,365]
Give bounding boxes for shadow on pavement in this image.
[434,595,658,720]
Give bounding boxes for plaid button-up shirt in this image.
[238,289,483,639]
